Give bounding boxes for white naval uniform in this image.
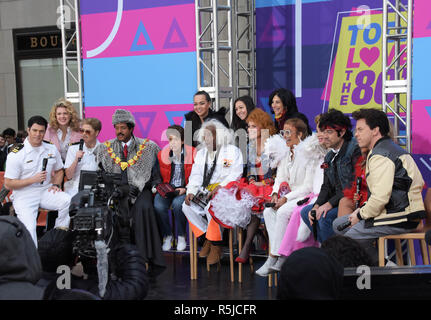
[64,140,100,197]
[4,138,71,246]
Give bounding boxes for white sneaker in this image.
[269,256,286,273]
[255,256,277,277]
[162,235,172,251]
[177,236,187,251]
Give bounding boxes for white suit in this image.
[263,134,322,256]
[5,139,71,246]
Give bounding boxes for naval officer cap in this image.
[112,109,135,126]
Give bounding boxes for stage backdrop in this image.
[79,0,196,147]
[255,0,431,186]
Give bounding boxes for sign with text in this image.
[330,12,407,113]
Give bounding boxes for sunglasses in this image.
[279,129,292,137]
[79,129,93,135]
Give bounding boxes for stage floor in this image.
[146,249,278,300]
[147,249,431,300]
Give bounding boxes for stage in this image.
[146,250,431,300]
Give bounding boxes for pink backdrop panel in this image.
[85,104,194,147]
[412,99,431,154]
[413,0,431,38]
[81,3,196,59]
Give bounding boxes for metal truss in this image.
[59,0,84,117]
[382,0,412,152]
[195,0,256,120]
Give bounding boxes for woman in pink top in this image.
[44,98,82,162]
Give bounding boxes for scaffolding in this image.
[382,0,412,152]
[59,0,84,117]
[195,0,255,119]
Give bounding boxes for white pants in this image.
[182,201,223,241]
[13,187,71,247]
[263,198,299,256]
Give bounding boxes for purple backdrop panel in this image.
[81,4,195,59]
[85,104,194,147]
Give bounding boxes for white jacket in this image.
[272,133,327,201]
[186,144,243,196]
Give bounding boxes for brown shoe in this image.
[199,240,211,258]
[207,244,222,265]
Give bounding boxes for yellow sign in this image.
[330,13,407,113]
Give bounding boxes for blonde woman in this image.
[44,98,82,161]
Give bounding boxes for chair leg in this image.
[189,226,195,280]
[420,240,429,265]
[268,242,272,287]
[238,228,243,283]
[395,239,404,266]
[378,237,385,267]
[229,229,234,282]
[408,239,416,266]
[193,233,198,278]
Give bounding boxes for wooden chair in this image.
[378,221,429,266]
[189,224,198,280]
[188,226,235,282]
[378,188,431,266]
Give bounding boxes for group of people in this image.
[0,87,429,295]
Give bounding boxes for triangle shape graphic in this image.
[133,112,157,138]
[137,33,149,46]
[425,106,431,118]
[259,11,285,43]
[130,21,155,52]
[163,18,188,49]
[165,111,187,127]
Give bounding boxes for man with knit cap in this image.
[94,109,165,274]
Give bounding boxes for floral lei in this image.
[104,139,148,171]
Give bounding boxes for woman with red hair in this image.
[210,108,279,263]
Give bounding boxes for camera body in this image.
[191,188,211,209]
[69,170,124,258]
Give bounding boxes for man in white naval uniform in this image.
[4,116,71,246]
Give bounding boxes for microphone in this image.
[41,158,48,184]
[355,177,362,209]
[78,139,84,162]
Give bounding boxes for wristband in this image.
[356,210,363,220]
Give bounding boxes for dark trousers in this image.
[131,188,166,268]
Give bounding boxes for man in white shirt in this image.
[4,116,71,246]
[183,119,243,266]
[64,118,102,197]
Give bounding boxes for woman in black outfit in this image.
[184,91,229,147]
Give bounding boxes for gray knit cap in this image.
[112,109,135,126]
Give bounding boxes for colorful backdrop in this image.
[255,0,431,186]
[79,0,430,186]
[79,0,196,147]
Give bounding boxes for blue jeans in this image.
[300,204,339,243]
[154,193,187,238]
